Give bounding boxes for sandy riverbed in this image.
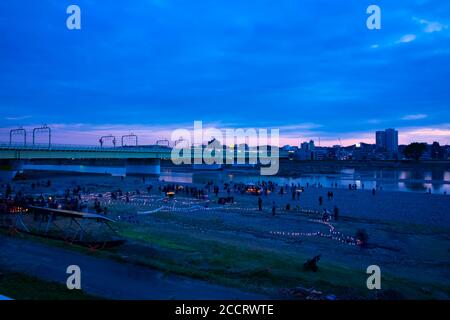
[4,171,450,299]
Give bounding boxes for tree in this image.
[403,142,427,161]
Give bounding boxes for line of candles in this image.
[82,192,358,246]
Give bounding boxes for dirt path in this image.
[0,235,266,300]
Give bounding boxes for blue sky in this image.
[0,0,449,146]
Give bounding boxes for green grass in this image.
[0,270,97,300]
[117,223,439,299]
[1,224,445,300]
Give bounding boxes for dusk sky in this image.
[1,0,449,146]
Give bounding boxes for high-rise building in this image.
[376,131,386,150]
[297,140,316,160]
[385,128,398,152]
[300,140,315,151]
[375,129,398,152]
[430,142,444,159]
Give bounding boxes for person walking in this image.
[258,197,263,211]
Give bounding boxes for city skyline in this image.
[1,0,450,305]
[1,1,450,146]
[1,124,449,148]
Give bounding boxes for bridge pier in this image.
[192,163,222,170]
[0,160,25,181]
[125,159,160,176]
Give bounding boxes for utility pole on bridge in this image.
[9,128,27,146]
[32,125,51,148]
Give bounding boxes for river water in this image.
[159,167,450,195]
[23,164,450,194]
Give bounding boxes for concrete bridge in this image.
[0,143,172,160]
[0,143,288,180]
[0,143,172,179]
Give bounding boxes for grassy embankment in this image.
[1,220,444,300]
[0,269,95,300]
[114,219,442,299]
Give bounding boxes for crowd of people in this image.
[0,177,352,222]
[0,181,94,214]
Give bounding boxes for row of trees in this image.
[403,143,427,161]
[403,142,446,161]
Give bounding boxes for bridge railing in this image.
[0,142,172,153]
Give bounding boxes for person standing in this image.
[272,202,276,216]
[333,206,339,221]
[258,197,263,211]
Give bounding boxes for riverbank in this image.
[0,266,95,300]
[276,159,450,176]
[2,172,450,299]
[0,234,265,300]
